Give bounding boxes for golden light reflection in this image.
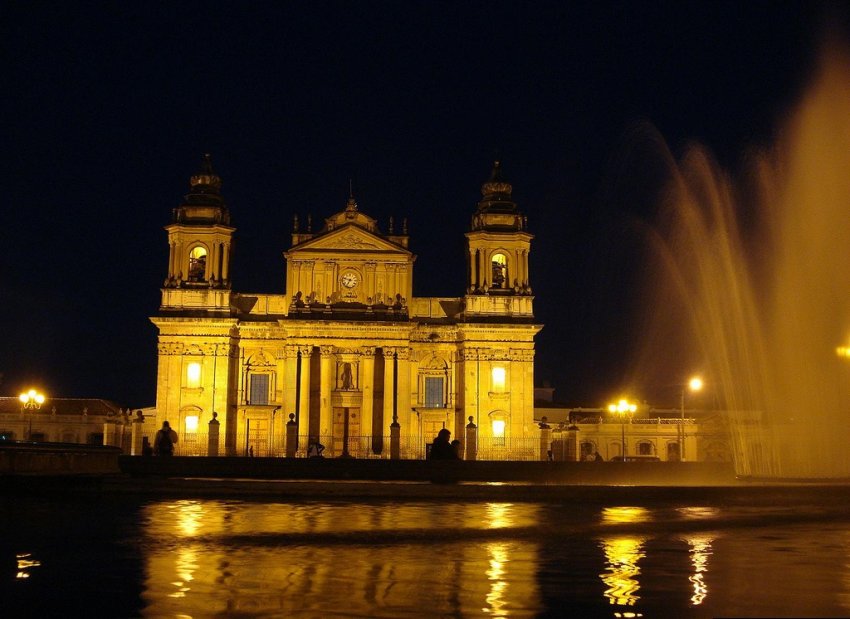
[599,536,646,610]
[484,542,509,616]
[485,502,514,529]
[16,552,41,579]
[682,534,714,606]
[174,500,205,536]
[601,506,650,525]
[676,506,720,520]
[169,547,199,598]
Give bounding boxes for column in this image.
[383,348,395,432]
[319,346,333,441]
[298,346,312,443]
[361,347,375,446]
[131,411,145,456]
[208,242,217,281]
[283,345,298,422]
[468,247,476,289]
[222,243,230,282]
[397,347,411,431]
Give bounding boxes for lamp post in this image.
[19,389,45,441]
[680,376,703,461]
[608,399,637,460]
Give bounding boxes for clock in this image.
[341,271,359,288]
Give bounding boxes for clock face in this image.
[341,272,359,288]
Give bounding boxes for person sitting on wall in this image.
[428,429,458,460]
[153,420,178,456]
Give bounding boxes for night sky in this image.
[1,1,843,408]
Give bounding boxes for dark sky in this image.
[0,1,842,407]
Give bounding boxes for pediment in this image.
[289,224,411,256]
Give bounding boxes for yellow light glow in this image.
[491,366,506,392]
[608,399,637,415]
[185,415,199,432]
[16,553,41,579]
[837,346,850,358]
[688,377,704,392]
[186,362,201,388]
[19,389,45,406]
[492,419,506,438]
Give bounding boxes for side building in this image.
[150,157,542,459]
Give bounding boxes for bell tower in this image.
[463,160,534,317]
[161,154,235,311]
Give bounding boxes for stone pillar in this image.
[283,344,298,432]
[465,416,478,461]
[397,348,411,430]
[361,347,375,448]
[539,417,552,461]
[208,411,220,457]
[103,419,118,447]
[390,421,400,460]
[131,411,145,456]
[566,424,580,461]
[383,348,395,442]
[319,346,333,443]
[285,413,298,458]
[298,346,312,444]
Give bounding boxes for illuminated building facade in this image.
[151,156,541,458]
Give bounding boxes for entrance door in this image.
[333,407,361,457]
[422,418,448,445]
[245,419,269,456]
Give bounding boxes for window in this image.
[185,415,199,433]
[188,246,207,281]
[491,367,506,393]
[424,377,444,408]
[491,253,507,288]
[249,373,270,405]
[492,419,506,446]
[186,362,202,388]
[637,441,653,455]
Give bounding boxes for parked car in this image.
[610,455,661,462]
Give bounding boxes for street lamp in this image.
[680,376,703,461]
[19,389,45,441]
[608,398,637,460]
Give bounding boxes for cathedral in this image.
[150,156,541,459]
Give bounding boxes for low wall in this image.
[119,455,737,485]
[0,442,123,475]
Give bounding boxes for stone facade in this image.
[151,157,542,458]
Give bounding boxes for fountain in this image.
[642,38,850,479]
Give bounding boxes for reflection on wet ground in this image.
[3,490,850,617]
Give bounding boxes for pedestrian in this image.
[153,420,178,456]
[428,428,458,460]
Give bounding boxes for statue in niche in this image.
[340,362,353,389]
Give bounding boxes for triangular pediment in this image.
[289,224,411,256]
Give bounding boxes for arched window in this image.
[489,410,508,447]
[491,253,507,288]
[637,440,654,456]
[188,246,207,282]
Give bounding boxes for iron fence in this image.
[131,429,549,461]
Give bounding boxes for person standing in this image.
[154,420,178,456]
